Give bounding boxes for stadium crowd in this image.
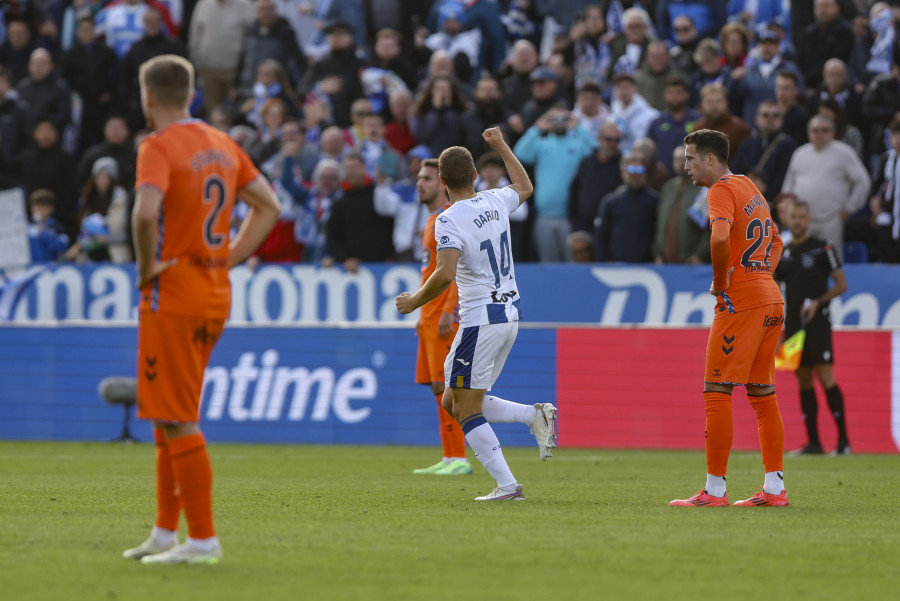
[4,0,900,266]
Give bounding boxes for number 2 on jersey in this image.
[480,230,511,288]
[202,175,227,249]
[741,217,774,269]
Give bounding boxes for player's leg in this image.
[445,324,522,500]
[814,363,850,454]
[431,381,472,475]
[734,304,789,507]
[792,366,823,454]
[413,331,453,474]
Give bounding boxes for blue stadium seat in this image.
[842,242,869,264]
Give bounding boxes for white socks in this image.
[151,526,177,546]
[464,422,516,488]
[705,474,727,498]
[188,536,220,551]
[482,395,537,425]
[763,470,785,495]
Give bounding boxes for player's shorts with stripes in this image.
[444,321,518,390]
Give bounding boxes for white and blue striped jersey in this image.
[435,186,522,327]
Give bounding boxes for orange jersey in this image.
[136,120,259,318]
[707,174,784,312]
[419,203,459,324]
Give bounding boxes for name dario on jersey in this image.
[473,210,501,229]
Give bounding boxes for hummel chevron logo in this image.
[456,358,471,366]
[722,346,734,355]
[145,356,158,367]
[723,335,735,344]
[144,370,157,381]
[722,335,734,355]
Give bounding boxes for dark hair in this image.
[816,97,848,139]
[413,75,469,118]
[775,69,799,86]
[29,189,56,206]
[421,158,439,170]
[476,150,505,171]
[78,172,118,225]
[438,146,476,190]
[665,75,689,91]
[683,129,729,165]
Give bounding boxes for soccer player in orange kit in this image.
[670,129,789,508]
[411,158,471,475]
[123,55,280,563]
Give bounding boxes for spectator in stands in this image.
[384,88,417,155]
[326,152,394,271]
[635,40,686,112]
[235,0,306,93]
[66,156,130,262]
[566,230,594,263]
[374,146,432,261]
[782,115,870,260]
[870,122,900,263]
[262,119,318,184]
[515,104,596,262]
[569,121,624,234]
[20,120,77,235]
[234,59,301,129]
[728,0,791,36]
[669,14,700,78]
[860,2,896,86]
[458,75,513,162]
[653,144,710,264]
[249,98,290,165]
[571,80,609,138]
[694,83,751,162]
[0,65,32,187]
[656,0,727,43]
[567,3,612,91]
[76,115,136,191]
[459,0,506,75]
[0,18,46,83]
[120,7,188,127]
[502,40,539,115]
[610,72,659,154]
[719,22,751,71]
[810,58,862,130]
[209,105,231,132]
[301,0,365,60]
[27,189,70,262]
[343,98,373,149]
[730,99,798,202]
[689,37,729,105]
[424,1,481,83]
[517,66,565,133]
[816,98,864,160]
[297,157,342,264]
[475,149,531,262]
[409,74,467,158]
[500,0,542,48]
[368,28,417,92]
[189,0,254,112]
[647,76,700,169]
[318,125,346,162]
[632,137,670,191]
[862,56,900,159]
[58,14,119,152]
[796,0,854,90]
[594,152,658,262]
[360,111,404,181]
[300,19,363,128]
[16,49,72,133]
[728,27,800,124]
[609,7,653,76]
[95,0,178,59]
[775,69,809,145]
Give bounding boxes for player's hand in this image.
[396,292,417,315]
[800,299,820,322]
[437,311,454,339]
[709,266,734,296]
[482,126,507,149]
[137,258,177,289]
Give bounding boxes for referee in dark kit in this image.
[775,199,850,455]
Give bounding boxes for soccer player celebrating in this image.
[775,199,850,455]
[124,55,280,563]
[396,128,557,501]
[671,129,789,508]
[412,158,471,476]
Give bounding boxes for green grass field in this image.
[1,441,898,601]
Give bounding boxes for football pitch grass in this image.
[1,442,898,601]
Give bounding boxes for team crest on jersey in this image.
[439,236,450,245]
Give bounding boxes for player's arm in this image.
[397,249,459,314]
[483,127,533,203]
[132,186,176,288]
[709,218,733,295]
[230,175,282,267]
[437,281,459,338]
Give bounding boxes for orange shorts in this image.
[415,322,457,385]
[705,302,784,387]
[137,309,225,423]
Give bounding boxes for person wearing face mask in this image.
[593,152,659,262]
[514,103,596,262]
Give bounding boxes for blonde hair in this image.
[139,54,194,109]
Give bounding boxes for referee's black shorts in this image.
[791,317,834,367]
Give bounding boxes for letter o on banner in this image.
[248,267,299,323]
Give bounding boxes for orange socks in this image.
[748,392,784,472]
[167,433,215,540]
[154,428,181,531]
[436,394,467,459]
[704,391,733,477]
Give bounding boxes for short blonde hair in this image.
[139,54,194,109]
[438,146,475,190]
